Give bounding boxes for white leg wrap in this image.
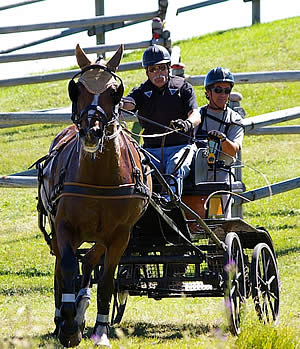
[76,287,91,301]
[74,297,90,328]
[97,314,109,323]
[62,293,75,302]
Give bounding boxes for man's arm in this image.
[221,138,240,157]
[187,108,201,128]
[208,129,241,157]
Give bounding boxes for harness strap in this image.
[199,105,244,133]
[199,106,231,135]
[55,182,149,201]
[120,130,151,193]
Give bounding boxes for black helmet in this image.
[204,67,234,88]
[142,44,171,68]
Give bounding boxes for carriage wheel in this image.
[110,289,128,325]
[110,265,129,326]
[251,243,280,324]
[224,232,246,335]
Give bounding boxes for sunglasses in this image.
[210,86,232,94]
[148,65,167,73]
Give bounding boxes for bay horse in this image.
[37,44,152,347]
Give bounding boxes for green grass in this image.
[0,17,299,348]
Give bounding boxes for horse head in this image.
[68,44,124,153]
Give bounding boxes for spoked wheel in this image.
[251,243,280,324]
[111,265,129,325]
[111,289,128,325]
[224,232,246,335]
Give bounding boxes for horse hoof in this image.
[92,323,111,347]
[58,321,82,347]
[92,335,112,347]
[53,316,62,337]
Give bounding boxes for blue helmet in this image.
[142,44,171,68]
[204,67,234,88]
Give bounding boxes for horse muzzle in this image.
[79,126,103,153]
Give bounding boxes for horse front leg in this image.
[93,230,130,347]
[53,258,62,336]
[57,239,82,348]
[74,244,106,334]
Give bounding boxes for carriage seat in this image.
[183,147,245,195]
[182,147,245,219]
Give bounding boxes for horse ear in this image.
[75,43,91,69]
[106,44,124,72]
[114,83,124,105]
[68,80,79,102]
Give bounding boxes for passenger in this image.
[196,67,244,218]
[122,44,200,201]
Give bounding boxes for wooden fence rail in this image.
[0,61,143,87]
[0,11,159,34]
[186,71,300,85]
[241,107,300,133]
[1,70,299,88]
[0,0,45,11]
[0,41,151,63]
[176,0,230,15]
[0,106,299,131]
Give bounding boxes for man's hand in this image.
[208,130,227,142]
[170,119,193,133]
[120,96,136,110]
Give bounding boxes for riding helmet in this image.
[142,44,171,68]
[204,67,235,88]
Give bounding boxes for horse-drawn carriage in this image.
[36,44,280,347]
[77,140,280,336]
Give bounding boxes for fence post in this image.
[252,0,260,24]
[95,0,105,57]
[158,0,168,20]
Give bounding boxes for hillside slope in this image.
[0,17,299,117]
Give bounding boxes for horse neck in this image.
[77,125,134,185]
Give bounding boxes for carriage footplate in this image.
[115,257,224,299]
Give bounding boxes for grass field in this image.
[0,17,299,348]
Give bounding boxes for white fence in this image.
[0,1,299,197]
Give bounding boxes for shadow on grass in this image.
[34,332,62,348]
[1,333,61,349]
[276,246,300,257]
[85,321,213,341]
[25,320,220,347]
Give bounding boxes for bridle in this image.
[69,63,124,128]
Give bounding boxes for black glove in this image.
[208,130,227,142]
[170,119,193,133]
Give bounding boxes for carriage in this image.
[36,44,280,347]
[75,141,281,336]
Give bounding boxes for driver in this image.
[122,44,200,201]
[195,67,244,217]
